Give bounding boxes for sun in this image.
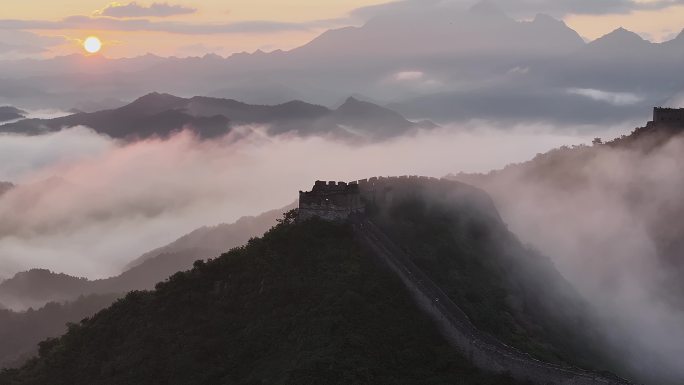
[83,36,102,54]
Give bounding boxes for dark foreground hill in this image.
[0,178,627,384]
[361,178,615,371]
[0,206,292,369]
[0,93,428,141]
[0,216,522,385]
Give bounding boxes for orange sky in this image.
[2,1,683,58]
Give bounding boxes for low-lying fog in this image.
[468,135,684,384]
[1,119,681,383]
[0,123,612,279]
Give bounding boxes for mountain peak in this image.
[128,92,188,112]
[532,13,561,25]
[588,27,651,50]
[134,92,181,102]
[599,27,647,43]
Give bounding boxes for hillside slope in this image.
[449,120,684,384]
[0,204,293,310]
[360,178,615,371]
[0,217,522,385]
[0,294,119,369]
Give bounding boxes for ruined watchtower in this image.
[298,181,364,221]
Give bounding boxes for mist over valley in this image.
[0,1,683,384]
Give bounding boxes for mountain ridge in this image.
[0,93,427,141]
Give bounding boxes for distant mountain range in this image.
[0,1,681,125]
[0,93,431,141]
[0,293,119,369]
[0,107,24,123]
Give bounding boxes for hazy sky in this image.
[1,0,683,58]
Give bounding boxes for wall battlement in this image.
[299,176,449,222]
[298,181,364,221]
[652,107,684,127]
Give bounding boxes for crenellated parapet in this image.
[299,176,452,222]
[298,181,364,221]
[650,107,684,128]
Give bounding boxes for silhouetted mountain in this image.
[0,271,90,311]
[662,29,684,49]
[0,93,229,140]
[69,97,127,114]
[0,183,12,197]
[0,179,629,384]
[207,81,304,105]
[126,203,296,270]
[0,93,425,141]
[0,4,681,125]
[0,4,605,122]
[0,294,119,369]
[586,27,652,54]
[0,107,24,123]
[0,53,166,79]
[0,204,294,310]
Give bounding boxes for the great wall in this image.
[298,177,633,385]
[651,107,684,127]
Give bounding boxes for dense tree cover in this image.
[369,180,614,371]
[0,294,120,368]
[0,215,522,385]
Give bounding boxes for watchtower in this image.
[652,107,684,127]
[298,181,365,221]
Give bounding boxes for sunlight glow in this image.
[83,36,102,54]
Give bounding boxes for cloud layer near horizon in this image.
[0,125,591,279]
[95,2,197,18]
[353,0,684,18]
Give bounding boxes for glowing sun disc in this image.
[84,36,102,54]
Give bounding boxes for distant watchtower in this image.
[298,181,364,221]
[652,107,684,127]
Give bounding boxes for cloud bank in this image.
[352,0,684,19]
[0,124,591,279]
[96,2,197,18]
[466,136,684,384]
[0,16,342,35]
